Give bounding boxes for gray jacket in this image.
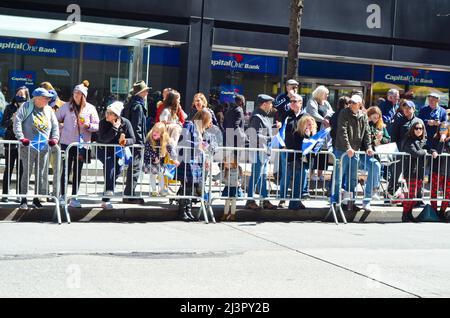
[304,98,333,124]
[248,107,273,149]
[13,100,59,142]
[335,108,372,152]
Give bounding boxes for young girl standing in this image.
[221,157,243,222]
[144,122,179,196]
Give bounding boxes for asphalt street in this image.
[1,221,449,298]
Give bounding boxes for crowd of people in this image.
[0,78,449,223]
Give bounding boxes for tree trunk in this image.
[287,0,304,81]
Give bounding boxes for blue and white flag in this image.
[302,128,331,156]
[115,146,132,166]
[30,132,48,152]
[270,118,288,149]
[164,164,177,180]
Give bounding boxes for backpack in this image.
[416,204,441,222]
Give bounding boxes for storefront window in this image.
[142,45,181,120]
[0,36,136,117]
[82,43,133,116]
[372,66,450,110]
[0,36,80,103]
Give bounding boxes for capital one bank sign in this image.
[211,52,279,75]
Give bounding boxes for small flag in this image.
[164,164,177,180]
[30,132,48,152]
[270,118,288,149]
[302,128,331,156]
[115,146,132,166]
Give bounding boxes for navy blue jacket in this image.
[223,103,246,147]
[122,95,147,145]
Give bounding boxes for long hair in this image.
[192,93,208,110]
[434,122,449,140]
[69,82,88,117]
[192,108,212,135]
[408,122,425,141]
[164,90,181,120]
[147,122,170,158]
[296,115,317,137]
[366,106,384,130]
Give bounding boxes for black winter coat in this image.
[401,137,427,180]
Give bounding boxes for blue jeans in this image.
[98,148,122,202]
[247,152,269,199]
[332,149,359,204]
[287,161,308,209]
[278,152,288,198]
[359,155,381,204]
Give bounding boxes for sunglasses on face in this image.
[414,127,424,131]
[290,100,301,103]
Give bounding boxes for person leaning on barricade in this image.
[56,82,99,208]
[143,122,180,197]
[245,94,278,211]
[97,101,135,210]
[331,94,375,212]
[401,122,427,222]
[428,122,450,222]
[13,88,60,210]
[284,115,316,210]
[176,109,213,222]
[389,100,425,198]
[1,86,29,202]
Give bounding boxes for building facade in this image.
[1,0,450,114]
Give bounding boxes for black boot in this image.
[402,212,416,223]
[438,210,448,222]
[178,200,192,222]
[185,203,196,221]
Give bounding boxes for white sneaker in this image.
[69,199,82,208]
[372,193,381,201]
[104,191,114,196]
[363,203,371,212]
[101,202,113,209]
[159,188,169,197]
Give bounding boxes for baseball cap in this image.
[403,100,416,108]
[428,92,441,99]
[32,87,54,98]
[349,95,363,104]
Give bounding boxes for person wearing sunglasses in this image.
[401,123,427,222]
[389,100,426,197]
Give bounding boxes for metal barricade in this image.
[206,146,343,224]
[335,150,450,220]
[0,140,62,224]
[63,142,213,223]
